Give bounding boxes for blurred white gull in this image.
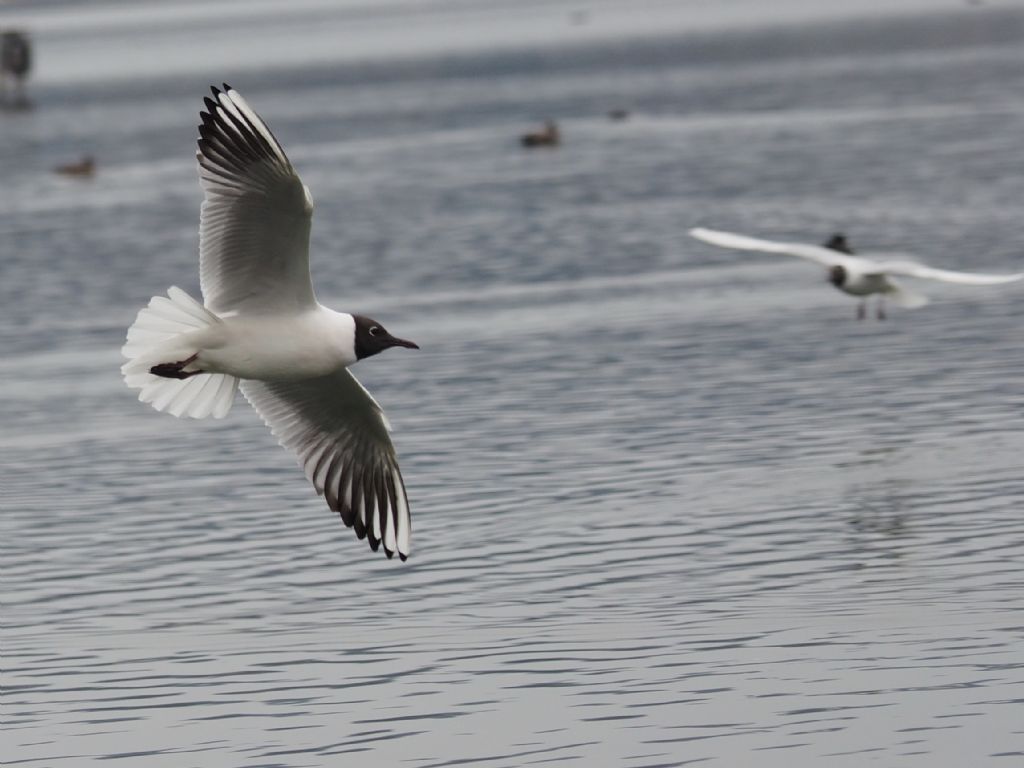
[690,226,1024,320]
[1,30,32,106]
[122,85,418,561]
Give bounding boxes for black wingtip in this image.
[398,553,408,563]
[222,82,233,92]
[210,84,221,97]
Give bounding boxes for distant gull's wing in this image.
[689,227,865,270]
[241,371,412,561]
[197,84,316,314]
[870,259,1024,285]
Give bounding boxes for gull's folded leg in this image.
[151,353,202,380]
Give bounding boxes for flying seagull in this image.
[689,226,1024,320]
[122,85,419,561]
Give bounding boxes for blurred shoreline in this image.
[3,0,1022,88]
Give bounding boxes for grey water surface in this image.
[3,1,1024,766]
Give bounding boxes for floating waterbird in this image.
[0,30,32,106]
[521,119,560,148]
[53,155,95,177]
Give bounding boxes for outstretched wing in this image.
[197,84,316,314]
[872,259,1024,285]
[241,371,412,561]
[689,227,865,270]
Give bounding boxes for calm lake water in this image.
[3,1,1024,766]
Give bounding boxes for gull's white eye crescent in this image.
[368,326,381,337]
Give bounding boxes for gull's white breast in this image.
[196,307,357,381]
[838,271,892,297]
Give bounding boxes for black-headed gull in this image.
[689,227,1024,320]
[122,85,418,561]
[1,30,32,106]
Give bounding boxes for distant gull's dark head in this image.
[828,264,847,287]
[823,233,854,254]
[353,315,419,360]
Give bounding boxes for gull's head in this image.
[352,315,419,360]
[823,233,853,255]
[828,264,847,287]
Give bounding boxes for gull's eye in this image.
[368,326,381,337]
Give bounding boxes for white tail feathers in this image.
[885,282,930,309]
[121,287,239,419]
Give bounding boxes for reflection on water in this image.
[3,1,1024,766]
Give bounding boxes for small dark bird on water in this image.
[520,120,560,148]
[54,155,96,177]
